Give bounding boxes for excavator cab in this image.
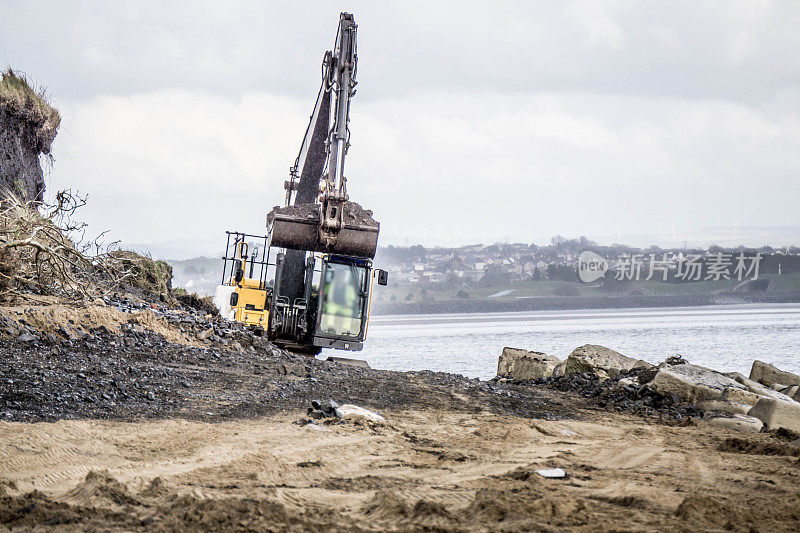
[318,258,366,337]
[268,242,388,352]
[314,255,378,349]
[219,233,387,353]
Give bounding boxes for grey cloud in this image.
[3,1,799,253]
[2,1,798,104]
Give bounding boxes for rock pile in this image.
[537,367,703,421]
[0,316,296,422]
[0,293,270,354]
[496,345,800,432]
[306,399,341,419]
[496,348,560,381]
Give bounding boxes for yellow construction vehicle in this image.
[216,13,387,354]
[221,234,270,328]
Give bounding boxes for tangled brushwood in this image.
[0,190,137,301]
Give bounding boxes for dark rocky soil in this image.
[268,201,379,229]
[0,297,580,424]
[530,366,706,422]
[0,293,708,426]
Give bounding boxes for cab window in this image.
[319,262,366,336]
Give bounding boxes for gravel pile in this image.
[268,201,378,229]
[0,320,302,422]
[532,367,704,421]
[0,296,582,423]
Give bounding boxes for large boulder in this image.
[748,397,800,433]
[721,387,762,406]
[704,413,764,434]
[749,361,800,388]
[728,373,797,403]
[649,364,746,404]
[496,348,561,380]
[780,385,800,402]
[697,400,751,416]
[562,345,645,380]
[335,404,386,425]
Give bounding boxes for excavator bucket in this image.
[268,201,380,259]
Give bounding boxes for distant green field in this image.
[374,273,800,304]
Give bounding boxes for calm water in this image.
[357,304,800,380]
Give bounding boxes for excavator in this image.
[215,12,387,354]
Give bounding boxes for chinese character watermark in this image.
[577,251,762,283]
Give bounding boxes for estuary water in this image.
[358,304,800,380]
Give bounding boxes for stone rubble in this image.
[497,348,561,381]
[528,367,704,421]
[748,397,800,433]
[749,360,800,389]
[495,345,800,434]
[561,344,648,380]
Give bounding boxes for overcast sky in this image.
[3,1,799,256]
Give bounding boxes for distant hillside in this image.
[168,257,223,296]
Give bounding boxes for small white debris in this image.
[535,468,566,479]
[335,404,386,424]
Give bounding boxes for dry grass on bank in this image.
[0,69,60,147]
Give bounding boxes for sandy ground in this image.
[2,409,800,531]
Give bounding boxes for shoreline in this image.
[373,289,800,315]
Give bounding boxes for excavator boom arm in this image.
[269,12,378,259]
[324,12,357,202]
